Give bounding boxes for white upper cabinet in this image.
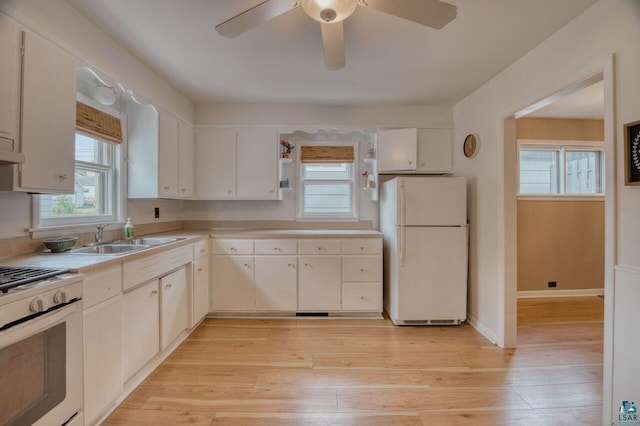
[0,14,22,158]
[196,128,236,199]
[195,128,279,200]
[417,128,452,173]
[128,106,194,199]
[378,128,452,174]
[178,121,194,198]
[236,129,279,199]
[0,27,76,193]
[158,110,180,198]
[378,128,418,172]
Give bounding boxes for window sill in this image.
[516,194,604,202]
[296,217,361,223]
[30,221,125,240]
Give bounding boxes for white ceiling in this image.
[526,80,604,119]
[65,0,599,106]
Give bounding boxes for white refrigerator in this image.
[380,176,468,325]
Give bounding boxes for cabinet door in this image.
[20,30,76,193]
[178,120,194,198]
[0,15,22,147]
[417,128,452,173]
[192,257,210,325]
[122,280,160,381]
[298,256,341,311]
[158,110,179,197]
[211,255,254,311]
[236,129,278,199]
[83,296,123,425]
[161,267,189,350]
[196,129,236,199]
[255,256,297,311]
[377,128,417,172]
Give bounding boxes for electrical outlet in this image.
[548,281,557,288]
[154,207,160,219]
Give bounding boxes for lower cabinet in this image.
[83,295,122,425]
[298,255,341,311]
[192,256,210,326]
[122,280,160,381]
[160,267,189,350]
[211,255,255,311]
[255,256,297,311]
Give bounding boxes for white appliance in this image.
[0,267,84,426]
[380,176,468,325]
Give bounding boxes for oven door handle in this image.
[0,302,78,349]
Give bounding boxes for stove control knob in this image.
[53,291,67,304]
[30,298,45,313]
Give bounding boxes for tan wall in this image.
[517,199,604,291]
[516,118,604,141]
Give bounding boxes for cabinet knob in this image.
[227,189,233,194]
[164,186,170,190]
[273,246,279,251]
[244,263,251,269]
[408,161,413,165]
[197,268,203,272]
[58,174,68,181]
[360,268,365,272]
[151,290,158,295]
[200,248,206,252]
[166,284,172,289]
[288,263,295,268]
[360,246,365,250]
[269,189,274,193]
[230,247,236,251]
[181,188,187,192]
[304,263,310,267]
[361,296,365,300]
[421,162,425,167]
[317,247,323,251]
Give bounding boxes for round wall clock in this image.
[463,134,477,158]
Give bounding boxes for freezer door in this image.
[393,226,467,322]
[399,176,466,226]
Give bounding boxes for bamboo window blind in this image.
[300,146,354,163]
[76,101,123,144]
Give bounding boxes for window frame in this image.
[296,141,359,221]
[32,101,125,232]
[517,139,605,197]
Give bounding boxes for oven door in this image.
[0,300,83,426]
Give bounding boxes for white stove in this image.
[0,266,84,426]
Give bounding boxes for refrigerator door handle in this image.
[399,182,406,227]
[399,226,406,267]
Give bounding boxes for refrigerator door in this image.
[398,176,466,226]
[392,226,467,323]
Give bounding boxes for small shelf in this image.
[363,157,377,163]
[279,157,293,164]
[279,187,294,191]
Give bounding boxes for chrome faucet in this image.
[95,224,108,243]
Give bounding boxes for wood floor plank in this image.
[117,384,157,409]
[210,412,423,425]
[101,408,216,426]
[313,352,468,370]
[141,385,338,413]
[255,367,431,388]
[513,382,603,409]
[145,364,261,386]
[164,350,313,368]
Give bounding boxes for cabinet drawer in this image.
[254,239,297,255]
[123,246,192,291]
[83,265,122,309]
[193,240,209,259]
[342,283,382,311]
[298,239,341,255]
[342,256,382,282]
[211,239,254,255]
[342,238,382,254]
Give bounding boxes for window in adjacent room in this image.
[298,144,357,219]
[518,141,604,195]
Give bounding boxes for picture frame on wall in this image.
[624,120,640,186]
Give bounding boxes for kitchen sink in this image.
[109,237,186,246]
[69,244,150,255]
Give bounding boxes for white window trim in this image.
[517,139,604,197]
[31,106,127,236]
[296,141,359,221]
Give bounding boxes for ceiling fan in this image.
[215,0,457,70]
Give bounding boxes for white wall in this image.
[452,0,640,422]
[0,0,193,238]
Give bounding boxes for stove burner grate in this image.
[0,266,70,293]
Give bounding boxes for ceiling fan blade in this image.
[321,22,345,70]
[215,0,298,38]
[363,0,456,30]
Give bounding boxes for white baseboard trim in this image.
[517,288,604,298]
[467,313,498,345]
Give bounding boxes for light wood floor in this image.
[104,297,604,425]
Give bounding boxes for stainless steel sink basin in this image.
[69,244,150,255]
[109,237,186,246]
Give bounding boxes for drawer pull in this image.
[360,268,365,272]
[317,247,323,251]
[164,186,170,190]
[166,284,172,289]
[361,296,365,300]
[58,173,68,180]
[200,248,206,252]
[230,247,236,251]
[107,286,111,291]
[288,263,295,268]
[151,290,158,295]
[360,246,365,250]
[197,268,203,272]
[244,263,251,269]
[274,246,279,251]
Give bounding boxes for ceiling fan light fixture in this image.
[300,0,358,23]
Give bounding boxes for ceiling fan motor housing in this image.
[300,0,358,23]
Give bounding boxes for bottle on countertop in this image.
[124,218,134,240]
